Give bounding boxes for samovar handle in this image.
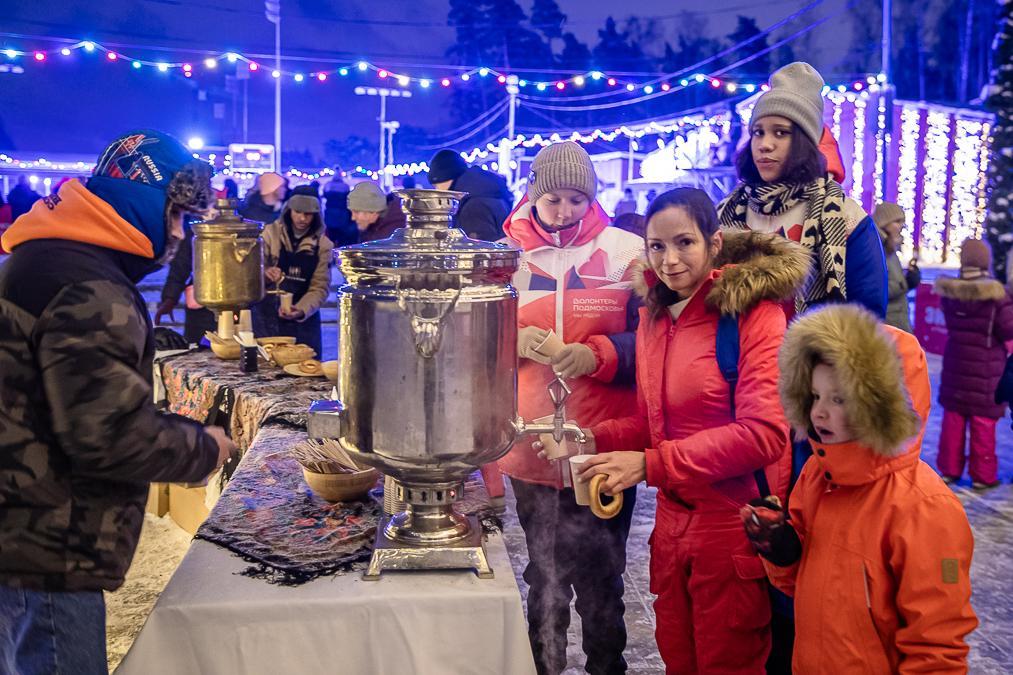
[231,235,258,264]
[395,278,462,359]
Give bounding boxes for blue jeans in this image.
[0,585,107,675]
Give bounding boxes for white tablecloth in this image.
[117,534,535,675]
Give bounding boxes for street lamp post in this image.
[355,86,412,189]
[265,0,281,172]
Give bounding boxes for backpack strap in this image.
[716,313,771,499]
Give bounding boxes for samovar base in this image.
[364,514,493,580]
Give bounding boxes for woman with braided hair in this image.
[717,62,887,322]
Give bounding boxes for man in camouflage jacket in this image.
[0,131,234,673]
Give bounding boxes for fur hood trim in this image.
[631,229,812,315]
[779,304,921,456]
[934,276,1008,302]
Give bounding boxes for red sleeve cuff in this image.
[585,335,618,383]
[644,446,668,490]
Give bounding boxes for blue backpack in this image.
[716,313,812,494]
[716,313,805,621]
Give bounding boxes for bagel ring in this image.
[589,474,623,519]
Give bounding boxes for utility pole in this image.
[266,0,281,172]
[355,87,412,189]
[881,0,894,192]
[502,75,520,186]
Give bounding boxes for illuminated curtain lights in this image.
[830,98,843,145]
[948,118,987,252]
[896,105,921,261]
[921,111,952,264]
[850,96,867,207]
[874,94,886,205]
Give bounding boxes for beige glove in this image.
[551,343,598,379]
[534,428,595,460]
[518,326,553,364]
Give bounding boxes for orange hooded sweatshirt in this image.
[0,179,154,258]
[770,305,977,674]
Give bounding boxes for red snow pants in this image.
[650,499,770,674]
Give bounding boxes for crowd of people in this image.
[0,59,1010,675]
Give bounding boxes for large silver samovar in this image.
[308,189,516,578]
[308,189,586,579]
[192,198,265,312]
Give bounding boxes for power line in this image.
[516,0,828,104]
[518,0,855,114]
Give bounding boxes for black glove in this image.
[154,327,189,352]
[740,497,802,567]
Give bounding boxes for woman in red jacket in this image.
[574,187,809,673]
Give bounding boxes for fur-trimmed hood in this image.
[934,275,1008,302]
[631,229,812,316]
[779,304,924,457]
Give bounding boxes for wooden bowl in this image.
[321,360,339,382]
[302,467,379,502]
[270,344,317,366]
[205,332,241,360]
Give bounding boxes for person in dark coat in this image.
[0,130,234,673]
[428,149,514,241]
[934,238,1013,489]
[154,225,216,343]
[7,176,42,222]
[323,171,355,246]
[348,181,405,243]
[240,171,286,224]
[873,202,920,332]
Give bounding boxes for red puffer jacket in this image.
[592,231,812,513]
[497,196,644,488]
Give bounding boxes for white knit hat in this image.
[750,62,826,146]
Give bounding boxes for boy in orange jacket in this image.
[741,304,977,673]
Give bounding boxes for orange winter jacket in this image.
[770,306,978,674]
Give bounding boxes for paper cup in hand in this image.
[569,455,594,505]
[280,292,294,313]
[533,329,564,359]
[534,416,569,461]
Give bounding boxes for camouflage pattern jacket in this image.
[0,239,219,591]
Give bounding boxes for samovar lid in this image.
[192,198,264,234]
[338,189,520,273]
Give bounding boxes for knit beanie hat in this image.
[750,62,825,146]
[285,193,321,214]
[87,129,213,258]
[527,141,597,203]
[872,202,905,230]
[960,238,992,278]
[259,172,286,196]
[347,182,388,212]
[428,149,468,184]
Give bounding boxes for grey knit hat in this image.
[527,141,597,203]
[347,181,388,212]
[750,62,825,146]
[285,193,321,214]
[872,202,905,230]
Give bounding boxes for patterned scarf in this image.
[718,177,848,314]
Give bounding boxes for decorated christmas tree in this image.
[985,0,1013,282]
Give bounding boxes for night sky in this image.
[1,0,853,162]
